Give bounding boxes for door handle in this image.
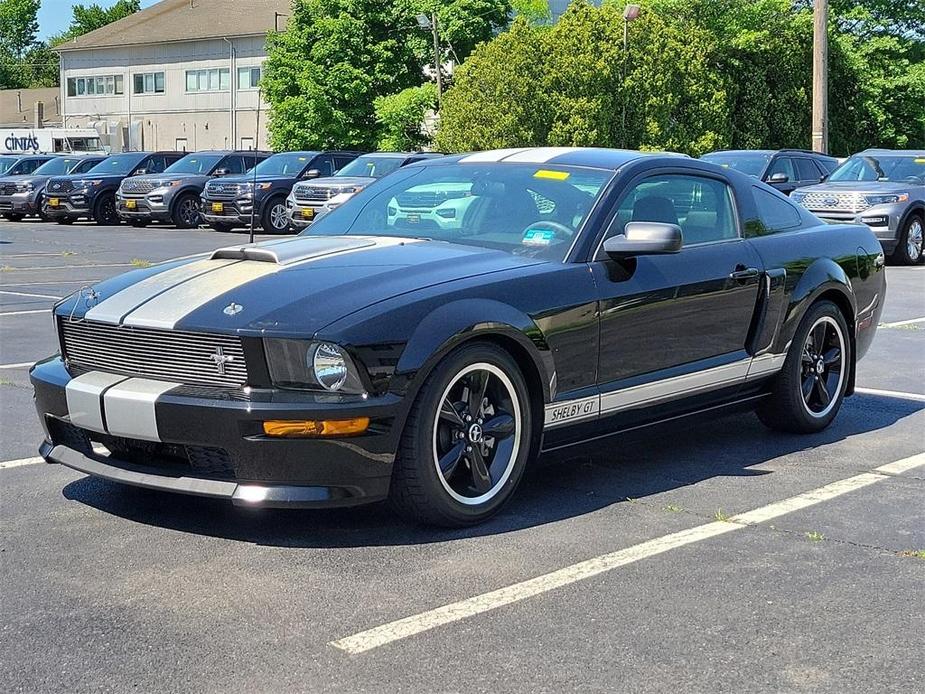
[729,266,760,281]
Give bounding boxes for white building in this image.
[55,0,290,152]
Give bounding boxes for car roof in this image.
[186,150,272,156]
[425,147,687,170]
[858,149,925,156]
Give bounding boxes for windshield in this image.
[0,157,18,174]
[87,153,145,175]
[33,157,85,175]
[163,153,224,175]
[827,154,925,184]
[701,152,771,177]
[254,153,315,176]
[336,155,406,179]
[306,163,613,261]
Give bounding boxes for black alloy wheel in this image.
[172,193,201,229]
[757,300,850,433]
[390,342,533,527]
[93,193,119,225]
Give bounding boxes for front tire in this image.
[389,342,533,527]
[891,214,924,265]
[261,197,290,234]
[93,193,119,225]
[171,193,201,229]
[757,300,851,433]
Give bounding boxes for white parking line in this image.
[0,309,49,317]
[856,387,925,402]
[0,455,45,469]
[0,362,33,369]
[880,316,925,328]
[0,279,100,286]
[330,453,925,655]
[0,290,60,300]
[2,263,131,272]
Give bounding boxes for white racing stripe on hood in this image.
[459,148,532,163]
[500,147,582,163]
[119,236,423,329]
[85,258,240,325]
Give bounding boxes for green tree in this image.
[263,0,511,150]
[51,0,141,44]
[0,0,39,88]
[374,83,438,150]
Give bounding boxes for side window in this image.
[222,156,246,174]
[333,155,354,171]
[75,159,98,173]
[165,154,185,167]
[753,187,802,233]
[608,174,738,247]
[313,155,335,177]
[796,158,821,182]
[242,154,263,173]
[22,160,42,174]
[144,155,167,174]
[766,157,795,181]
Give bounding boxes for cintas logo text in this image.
[4,133,40,152]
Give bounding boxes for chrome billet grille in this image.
[395,191,439,208]
[799,191,869,213]
[46,179,74,194]
[205,182,243,200]
[293,186,335,203]
[121,179,156,194]
[60,319,248,388]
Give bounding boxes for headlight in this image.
[791,191,806,203]
[264,339,367,394]
[15,182,34,193]
[865,193,908,206]
[73,179,103,189]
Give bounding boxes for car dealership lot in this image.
[1,221,923,693]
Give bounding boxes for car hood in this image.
[57,235,546,336]
[0,174,48,184]
[214,174,293,184]
[132,173,212,185]
[298,176,377,190]
[49,173,126,184]
[796,181,915,194]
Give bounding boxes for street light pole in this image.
[431,11,443,107]
[811,0,828,153]
[621,5,640,148]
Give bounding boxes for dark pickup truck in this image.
[44,151,185,225]
[199,150,362,233]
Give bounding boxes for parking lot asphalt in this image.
[1,220,923,693]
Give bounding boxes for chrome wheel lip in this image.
[800,315,845,419]
[907,219,923,261]
[432,362,521,506]
[269,203,288,230]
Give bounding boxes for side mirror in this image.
[767,172,789,183]
[604,222,683,259]
[133,168,147,176]
[303,168,321,179]
[213,168,230,177]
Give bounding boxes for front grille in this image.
[395,191,439,208]
[0,182,17,195]
[46,179,74,194]
[121,179,156,194]
[60,319,249,388]
[293,186,335,203]
[204,182,243,200]
[800,191,870,214]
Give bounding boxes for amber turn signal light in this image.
[262,417,369,438]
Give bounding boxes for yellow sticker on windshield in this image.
[298,157,307,161]
[533,169,570,180]
[915,158,925,164]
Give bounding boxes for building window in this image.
[66,75,124,97]
[237,66,261,90]
[185,68,230,92]
[134,71,165,94]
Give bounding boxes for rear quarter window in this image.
[753,186,803,234]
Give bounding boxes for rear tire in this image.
[171,193,201,229]
[891,214,924,265]
[93,193,119,225]
[757,300,851,434]
[261,197,290,234]
[389,342,533,527]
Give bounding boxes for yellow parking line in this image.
[330,453,925,655]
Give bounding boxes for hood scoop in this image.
[210,237,378,265]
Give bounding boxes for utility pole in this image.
[431,11,443,107]
[812,0,828,153]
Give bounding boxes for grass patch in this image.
[0,377,12,386]
[61,250,76,256]
[714,508,731,522]
[805,531,825,542]
[898,550,925,560]
[663,504,683,513]
[130,258,152,268]
[0,265,13,272]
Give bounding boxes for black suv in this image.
[200,150,362,233]
[117,150,272,228]
[44,151,185,225]
[700,149,839,195]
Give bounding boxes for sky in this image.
[37,0,160,40]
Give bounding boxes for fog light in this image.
[861,216,887,226]
[262,417,369,437]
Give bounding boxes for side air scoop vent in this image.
[209,237,377,265]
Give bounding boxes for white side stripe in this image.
[330,453,925,655]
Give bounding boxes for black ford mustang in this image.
[31,148,885,526]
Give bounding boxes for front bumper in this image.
[0,192,40,215]
[200,197,257,226]
[31,357,399,508]
[804,204,903,252]
[116,194,172,222]
[43,194,93,220]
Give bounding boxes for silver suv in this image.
[792,149,925,264]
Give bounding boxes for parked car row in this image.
[700,148,925,264]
